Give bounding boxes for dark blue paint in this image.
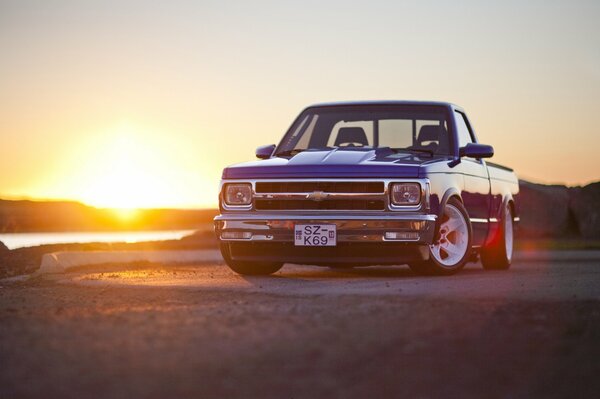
[220,101,519,247]
[223,148,438,179]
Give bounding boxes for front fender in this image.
[439,187,462,220]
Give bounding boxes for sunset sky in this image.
[1,0,599,209]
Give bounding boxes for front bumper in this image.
[214,213,436,244]
[214,213,436,266]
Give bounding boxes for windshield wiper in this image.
[276,149,306,157]
[276,147,336,157]
[391,148,434,157]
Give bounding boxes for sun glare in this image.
[112,207,139,221]
[16,121,219,209]
[73,124,189,209]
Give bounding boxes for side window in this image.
[454,112,473,148]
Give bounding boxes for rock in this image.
[518,180,574,238]
[0,240,9,254]
[569,181,600,239]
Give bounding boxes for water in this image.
[0,230,198,250]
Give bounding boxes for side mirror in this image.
[256,144,276,159]
[460,143,494,159]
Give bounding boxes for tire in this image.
[481,203,513,270]
[409,197,472,276]
[220,243,284,276]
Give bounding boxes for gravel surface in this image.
[1,255,599,399]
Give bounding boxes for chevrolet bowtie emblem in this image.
[306,191,329,201]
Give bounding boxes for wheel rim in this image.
[505,204,513,261]
[430,204,469,267]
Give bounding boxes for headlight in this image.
[224,183,252,206]
[390,183,421,206]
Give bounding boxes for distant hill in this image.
[0,199,217,232]
[1,179,599,238]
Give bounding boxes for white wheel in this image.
[504,203,514,262]
[409,197,472,276]
[430,204,470,267]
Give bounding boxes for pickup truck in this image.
[215,101,519,276]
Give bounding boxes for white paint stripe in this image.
[470,218,488,223]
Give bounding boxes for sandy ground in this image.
[1,253,599,399]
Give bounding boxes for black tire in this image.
[409,197,472,276]
[220,243,283,276]
[481,203,513,270]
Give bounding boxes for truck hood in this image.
[222,148,442,179]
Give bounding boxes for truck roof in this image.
[306,100,464,112]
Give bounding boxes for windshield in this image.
[276,104,451,156]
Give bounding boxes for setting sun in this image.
[46,122,218,210]
[112,207,140,222]
[76,126,177,209]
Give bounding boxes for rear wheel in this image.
[220,243,283,276]
[481,203,513,270]
[409,197,472,276]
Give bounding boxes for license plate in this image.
[294,224,337,246]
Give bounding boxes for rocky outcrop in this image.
[518,180,600,239]
[0,240,9,253]
[518,181,573,238]
[569,181,600,238]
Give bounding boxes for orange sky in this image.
[1,1,599,209]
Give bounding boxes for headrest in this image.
[418,125,446,143]
[334,127,369,146]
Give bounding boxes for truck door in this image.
[453,111,491,247]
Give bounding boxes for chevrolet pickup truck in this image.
[215,101,519,276]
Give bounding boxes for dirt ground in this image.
[1,255,599,399]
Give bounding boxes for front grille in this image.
[255,199,385,211]
[253,180,387,211]
[255,181,384,194]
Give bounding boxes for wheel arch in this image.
[435,188,465,237]
[438,188,463,220]
[501,194,515,220]
[417,188,473,276]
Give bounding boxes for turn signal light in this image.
[384,232,419,240]
[221,232,252,240]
